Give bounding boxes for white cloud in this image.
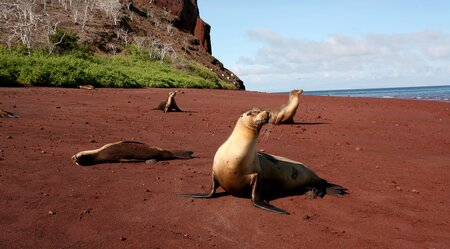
[235,29,450,91]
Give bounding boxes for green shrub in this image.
[49,28,80,54]
[0,52,28,86]
[0,68,18,86]
[0,47,236,89]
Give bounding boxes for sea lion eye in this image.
[243,108,262,117]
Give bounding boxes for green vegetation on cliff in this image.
[0,45,234,89]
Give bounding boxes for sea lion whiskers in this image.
[260,124,273,143]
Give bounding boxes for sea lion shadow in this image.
[264,183,348,202]
[209,191,230,198]
[282,121,330,125]
[151,110,198,114]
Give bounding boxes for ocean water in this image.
[303,85,450,102]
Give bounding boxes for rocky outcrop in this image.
[128,0,245,89]
[194,18,211,54]
[154,0,211,54]
[0,0,245,89]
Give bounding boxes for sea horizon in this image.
[277,85,450,102]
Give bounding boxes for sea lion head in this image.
[291,89,303,96]
[72,151,97,166]
[168,91,177,98]
[239,108,271,133]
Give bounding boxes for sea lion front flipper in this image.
[273,113,284,125]
[252,200,290,215]
[250,173,290,215]
[173,106,182,112]
[172,101,182,112]
[284,117,295,124]
[177,172,219,198]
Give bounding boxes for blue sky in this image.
[197,0,450,92]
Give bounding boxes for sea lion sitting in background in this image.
[270,89,303,124]
[72,141,193,166]
[155,91,182,112]
[0,109,17,118]
[178,108,346,215]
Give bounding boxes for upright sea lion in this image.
[155,91,182,112]
[270,89,303,124]
[72,141,193,166]
[178,108,345,215]
[0,109,17,118]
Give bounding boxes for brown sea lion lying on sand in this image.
[0,109,18,118]
[79,85,95,90]
[72,141,193,166]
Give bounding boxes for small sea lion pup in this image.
[79,85,95,90]
[0,109,17,118]
[155,91,183,112]
[178,108,346,215]
[72,141,193,166]
[270,89,303,124]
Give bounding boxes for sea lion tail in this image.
[323,180,348,197]
[171,150,193,159]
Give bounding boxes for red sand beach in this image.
[1,88,449,249]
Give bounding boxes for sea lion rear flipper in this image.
[325,182,348,197]
[177,173,219,198]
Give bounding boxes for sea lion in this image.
[178,108,345,215]
[270,89,303,124]
[72,141,193,166]
[79,85,95,90]
[155,91,182,112]
[0,109,17,118]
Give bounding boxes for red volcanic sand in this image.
[1,88,449,249]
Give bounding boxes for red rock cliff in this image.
[154,0,212,54]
